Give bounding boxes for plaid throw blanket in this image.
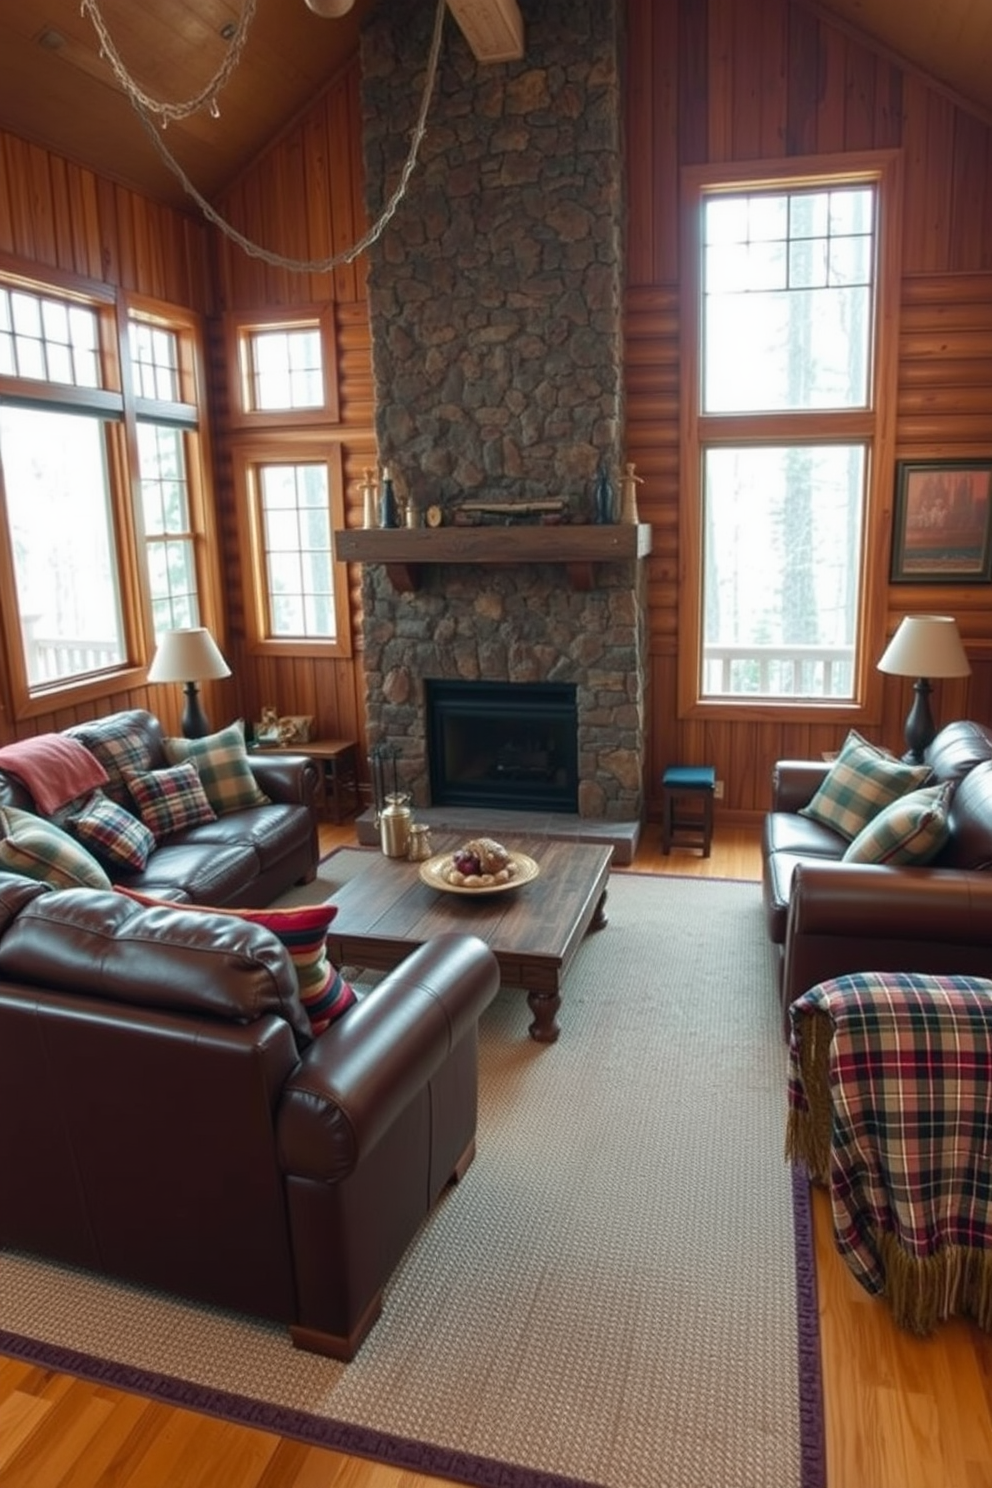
[786,970,992,1335]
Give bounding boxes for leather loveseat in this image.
[0,709,319,907]
[0,872,500,1358]
[763,720,992,1034]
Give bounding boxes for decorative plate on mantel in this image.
[418,849,540,896]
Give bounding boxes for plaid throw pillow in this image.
[162,721,270,816]
[841,782,952,866]
[0,804,112,889]
[69,716,154,805]
[799,730,930,841]
[116,889,356,1035]
[123,761,217,841]
[66,791,156,872]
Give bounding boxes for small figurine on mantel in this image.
[593,462,616,524]
[620,461,644,524]
[359,467,378,530]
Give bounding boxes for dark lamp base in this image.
[181,683,212,740]
[901,677,935,766]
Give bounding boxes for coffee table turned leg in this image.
[527,989,562,1044]
[525,889,610,1041]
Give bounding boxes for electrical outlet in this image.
[714,779,725,799]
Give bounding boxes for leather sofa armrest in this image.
[248,752,321,809]
[781,861,992,1019]
[771,760,831,813]
[276,933,500,1182]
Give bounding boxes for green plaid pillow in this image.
[66,790,156,872]
[123,761,217,841]
[69,716,154,805]
[841,783,952,865]
[0,804,112,889]
[799,730,930,841]
[162,721,270,815]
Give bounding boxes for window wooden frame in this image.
[677,149,903,726]
[223,307,341,430]
[0,265,222,721]
[231,437,352,660]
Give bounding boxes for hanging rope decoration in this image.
[80,0,447,273]
[80,0,259,124]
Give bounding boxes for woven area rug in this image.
[0,860,824,1488]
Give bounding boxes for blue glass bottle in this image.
[379,465,399,529]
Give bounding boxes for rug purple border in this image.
[0,859,827,1487]
[0,1177,827,1488]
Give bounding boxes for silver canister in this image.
[407,822,432,861]
[379,792,412,858]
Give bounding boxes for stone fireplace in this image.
[357,0,645,822]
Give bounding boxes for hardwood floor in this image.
[2,818,990,1487]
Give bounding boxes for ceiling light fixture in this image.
[446,0,524,62]
[303,0,356,15]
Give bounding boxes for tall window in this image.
[0,275,217,712]
[681,154,901,716]
[228,308,350,660]
[129,315,203,639]
[258,463,334,638]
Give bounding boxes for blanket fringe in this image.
[878,1231,992,1335]
[784,1008,833,1183]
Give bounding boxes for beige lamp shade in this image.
[147,627,231,684]
[877,615,971,680]
[303,0,355,16]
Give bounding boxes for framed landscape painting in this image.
[891,460,992,583]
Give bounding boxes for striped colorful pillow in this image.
[162,721,270,815]
[841,782,952,865]
[799,730,930,841]
[123,761,217,841]
[116,889,355,1034]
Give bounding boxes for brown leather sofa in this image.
[0,873,500,1358]
[763,720,992,1034]
[0,709,320,906]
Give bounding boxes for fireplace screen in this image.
[426,679,578,813]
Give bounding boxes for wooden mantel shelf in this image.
[334,523,653,592]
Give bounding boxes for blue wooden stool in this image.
[661,765,715,857]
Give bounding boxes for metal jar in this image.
[379,792,412,857]
[407,822,432,861]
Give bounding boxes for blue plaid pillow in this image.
[799,731,930,841]
[123,761,217,841]
[66,791,156,871]
[69,716,154,805]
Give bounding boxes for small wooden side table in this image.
[252,738,360,822]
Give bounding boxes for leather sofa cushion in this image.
[111,840,263,905]
[926,719,992,785]
[933,760,992,870]
[179,803,314,873]
[763,810,847,860]
[0,888,314,1050]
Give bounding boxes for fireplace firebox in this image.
[426,680,579,814]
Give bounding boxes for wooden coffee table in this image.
[326,834,612,1042]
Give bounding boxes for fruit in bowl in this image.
[443,836,517,887]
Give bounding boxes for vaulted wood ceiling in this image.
[0,0,989,214]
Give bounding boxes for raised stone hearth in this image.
[358,0,643,822]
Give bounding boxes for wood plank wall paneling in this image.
[0,126,217,743]
[209,59,371,769]
[626,0,992,821]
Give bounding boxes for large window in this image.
[228,308,350,660]
[0,275,218,714]
[680,153,901,717]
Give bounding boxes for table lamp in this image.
[877,615,970,764]
[147,627,231,739]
